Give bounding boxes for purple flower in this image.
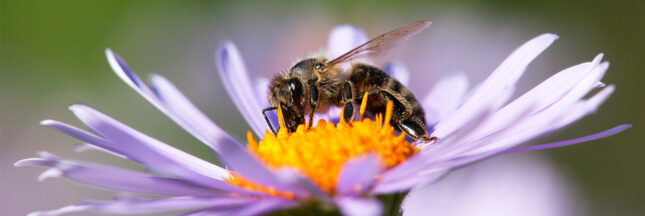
[16,24,629,216]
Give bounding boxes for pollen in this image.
[226,96,418,197]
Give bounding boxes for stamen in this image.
[359,92,369,121]
[384,101,393,129]
[277,105,285,130]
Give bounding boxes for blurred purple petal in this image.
[67,104,235,190]
[32,196,254,216]
[334,197,382,216]
[327,24,369,60]
[422,72,469,126]
[432,34,558,139]
[15,152,223,197]
[403,154,580,216]
[216,42,268,137]
[336,154,382,196]
[28,205,90,216]
[383,61,410,86]
[106,49,235,152]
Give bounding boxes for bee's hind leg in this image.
[397,116,438,143]
[341,81,355,124]
[366,88,438,143]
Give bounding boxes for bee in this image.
[262,21,437,142]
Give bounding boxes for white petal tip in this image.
[591,53,605,65]
[38,168,63,181]
[40,119,55,126]
[594,82,606,88]
[14,158,38,167]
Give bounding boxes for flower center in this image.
[226,93,418,197]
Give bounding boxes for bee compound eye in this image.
[315,63,322,70]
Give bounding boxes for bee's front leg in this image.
[307,85,319,129]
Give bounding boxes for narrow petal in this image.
[422,72,469,126]
[334,197,383,216]
[216,42,268,137]
[30,196,254,216]
[255,77,279,131]
[28,205,90,216]
[501,124,632,154]
[15,152,223,197]
[68,104,233,190]
[327,24,369,60]
[106,49,234,152]
[218,137,308,197]
[371,170,446,194]
[383,61,410,86]
[464,56,603,142]
[335,154,383,196]
[148,74,240,153]
[221,198,298,216]
[440,85,619,168]
[432,34,558,138]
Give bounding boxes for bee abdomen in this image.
[346,63,426,125]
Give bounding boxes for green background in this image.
[2,1,643,215]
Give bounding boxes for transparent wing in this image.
[328,21,431,66]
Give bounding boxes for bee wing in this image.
[328,21,431,66]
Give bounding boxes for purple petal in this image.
[334,197,382,216]
[383,61,410,86]
[28,205,90,216]
[438,85,618,167]
[501,124,632,154]
[336,154,382,196]
[371,167,446,194]
[216,42,268,137]
[105,49,235,152]
[273,168,331,202]
[255,77,279,132]
[221,198,298,216]
[463,55,604,142]
[30,196,255,216]
[67,104,234,190]
[431,34,558,139]
[327,24,369,60]
[422,73,469,126]
[15,152,223,197]
[403,154,579,216]
[218,136,308,197]
[148,74,240,153]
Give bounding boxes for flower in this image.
[15,23,629,216]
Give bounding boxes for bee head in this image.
[268,76,306,132]
[290,58,327,75]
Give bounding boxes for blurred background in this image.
[2,0,643,215]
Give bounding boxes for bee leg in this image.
[307,85,319,129]
[262,106,278,135]
[366,88,438,143]
[341,81,355,124]
[396,116,438,143]
[366,89,413,119]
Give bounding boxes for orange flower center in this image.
[226,93,418,197]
